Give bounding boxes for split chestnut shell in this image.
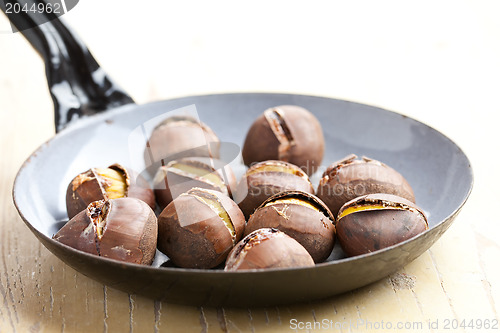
[153,157,236,211]
[225,228,315,271]
[244,191,335,262]
[53,198,158,265]
[157,188,245,269]
[234,160,314,218]
[144,116,220,175]
[66,163,155,219]
[336,193,428,257]
[242,105,324,176]
[317,154,416,217]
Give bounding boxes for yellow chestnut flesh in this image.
[166,163,225,190]
[94,168,127,199]
[264,197,320,212]
[246,164,306,178]
[338,204,389,219]
[188,190,236,243]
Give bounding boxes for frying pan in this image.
[5,3,473,307]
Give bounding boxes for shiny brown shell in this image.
[53,198,158,265]
[244,191,335,262]
[144,116,220,175]
[336,193,428,257]
[242,105,324,176]
[225,228,315,271]
[65,163,155,219]
[153,157,236,211]
[157,188,245,269]
[317,154,416,217]
[234,160,314,218]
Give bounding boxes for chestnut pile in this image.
[54,106,428,270]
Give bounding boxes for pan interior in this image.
[13,93,472,254]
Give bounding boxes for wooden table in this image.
[1,1,499,332]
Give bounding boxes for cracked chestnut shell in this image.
[244,191,335,263]
[53,198,158,265]
[153,157,236,211]
[234,160,314,218]
[336,193,428,257]
[317,154,416,217]
[158,187,245,269]
[242,105,324,176]
[144,116,220,175]
[66,164,155,219]
[225,228,315,271]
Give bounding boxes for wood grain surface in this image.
[1,1,499,332]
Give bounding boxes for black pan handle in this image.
[1,0,134,132]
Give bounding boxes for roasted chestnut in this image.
[234,160,314,218]
[336,193,428,257]
[225,228,315,271]
[244,191,335,262]
[317,154,416,217]
[242,105,324,175]
[153,157,236,211]
[144,116,220,174]
[157,187,245,269]
[53,198,158,265]
[66,163,155,219]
